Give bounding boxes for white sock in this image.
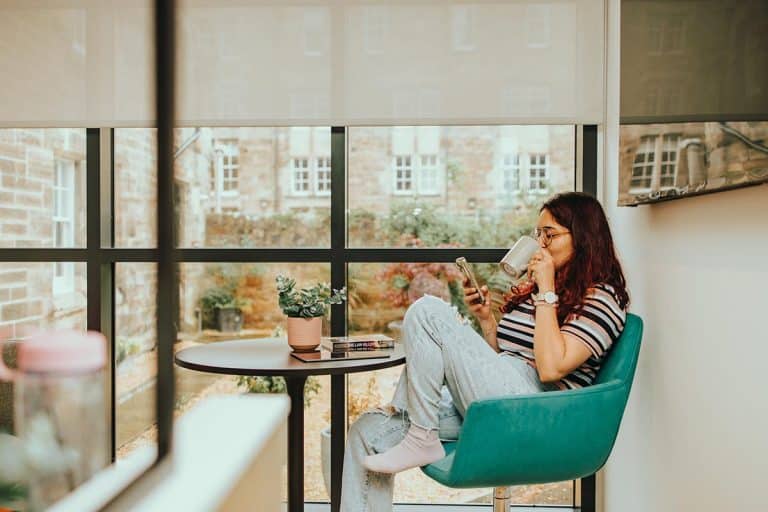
[362,424,445,474]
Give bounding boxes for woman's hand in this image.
[527,248,556,291]
[462,280,492,322]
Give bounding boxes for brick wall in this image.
[0,129,87,335]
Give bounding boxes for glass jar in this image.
[0,330,107,511]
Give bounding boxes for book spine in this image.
[322,342,394,351]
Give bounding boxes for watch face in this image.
[544,291,558,303]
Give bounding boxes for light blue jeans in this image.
[340,295,554,512]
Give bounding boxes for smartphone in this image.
[455,257,485,305]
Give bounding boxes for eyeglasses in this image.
[532,228,571,247]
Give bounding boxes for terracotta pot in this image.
[286,316,322,352]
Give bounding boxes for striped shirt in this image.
[496,283,627,390]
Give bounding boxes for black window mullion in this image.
[329,126,347,512]
[86,128,115,466]
[579,124,598,512]
[0,248,88,262]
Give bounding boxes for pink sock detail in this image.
[362,424,445,474]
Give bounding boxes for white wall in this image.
[602,2,768,511]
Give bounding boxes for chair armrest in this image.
[444,380,629,487]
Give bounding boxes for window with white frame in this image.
[211,139,240,196]
[315,156,331,195]
[501,154,521,193]
[660,134,680,189]
[53,159,75,294]
[292,157,311,194]
[630,135,657,190]
[221,140,239,194]
[394,155,413,194]
[528,153,549,193]
[418,154,439,195]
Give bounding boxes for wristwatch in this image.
[532,290,559,305]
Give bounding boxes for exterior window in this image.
[631,135,657,190]
[394,155,413,194]
[211,139,239,196]
[53,159,76,294]
[502,154,521,193]
[315,156,331,195]
[220,140,239,194]
[660,134,680,189]
[528,153,549,192]
[418,155,439,195]
[292,157,311,194]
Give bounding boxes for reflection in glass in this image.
[619,121,768,205]
[347,126,575,248]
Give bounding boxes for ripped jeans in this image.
[340,295,554,512]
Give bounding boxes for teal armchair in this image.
[422,313,643,507]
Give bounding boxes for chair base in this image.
[493,486,509,512]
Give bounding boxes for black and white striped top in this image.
[496,283,627,389]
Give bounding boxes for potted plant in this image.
[199,287,248,333]
[276,275,346,352]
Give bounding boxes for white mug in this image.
[500,235,540,278]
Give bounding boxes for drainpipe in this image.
[174,127,201,160]
[680,138,706,191]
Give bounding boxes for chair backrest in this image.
[594,313,643,386]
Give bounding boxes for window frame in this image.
[659,133,680,190]
[528,152,550,194]
[392,154,414,195]
[315,155,332,196]
[501,153,522,194]
[52,159,77,295]
[0,124,597,512]
[291,156,313,196]
[630,135,657,193]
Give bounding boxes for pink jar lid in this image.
[18,330,106,374]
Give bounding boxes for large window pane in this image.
[114,127,332,248]
[177,262,331,502]
[0,262,87,435]
[116,263,158,457]
[0,129,86,248]
[114,129,157,248]
[348,125,575,248]
[348,261,573,506]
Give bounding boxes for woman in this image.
[341,192,630,511]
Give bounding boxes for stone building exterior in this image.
[0,129,87,337]
[618,121,768,205]
[0,125,575,348]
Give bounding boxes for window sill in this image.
[50,395,289,512]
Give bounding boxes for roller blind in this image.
[621,0,768,122]
[1,0,606,127]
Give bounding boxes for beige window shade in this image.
[1,0,606,128]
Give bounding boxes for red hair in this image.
[501,192,630,323]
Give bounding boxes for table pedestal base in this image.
[285,376,307,512]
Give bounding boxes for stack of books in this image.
[320,334,395,352]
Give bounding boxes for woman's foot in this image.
[362,424,445,474]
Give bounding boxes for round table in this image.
[175,338,405,512]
